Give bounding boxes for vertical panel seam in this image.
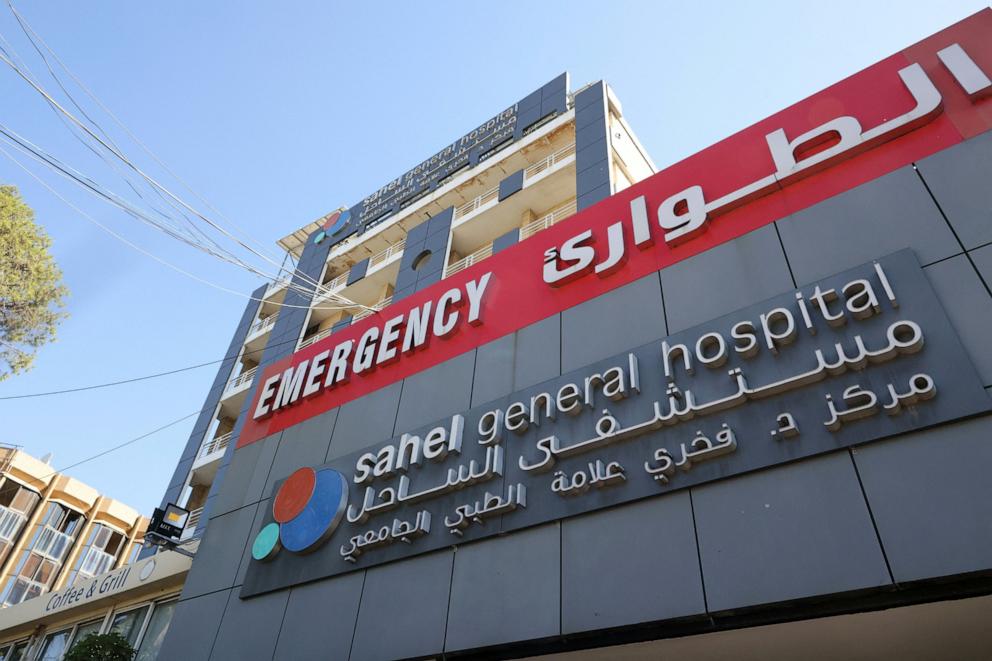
[440,549,457,659]
[772,221,799,289]
[846,448,896,585]
[687,489,710,613]
[270,588,292,660]
[347,570,368,661]
[205,589,235,660]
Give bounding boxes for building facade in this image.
[158,10,992,661]
[0,445,160,658]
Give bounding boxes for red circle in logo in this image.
[273,467,317,523]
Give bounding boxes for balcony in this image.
[78,546,116,578]
[0,505,27,544]
[223,366,257,397]
[352,295,394,323]
[519,199,577,240]
[299,326,335,350]
[451,142,576,228]
[199,431,233,460]
[313,240,406,305]
[246,314,277,340]
[180,507,204,541]
[445,244,494,278]
[33,525,75,562]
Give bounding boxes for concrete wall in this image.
[159,130,992,660]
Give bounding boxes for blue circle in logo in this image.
[328,209,350,235]
[278,468,349,553]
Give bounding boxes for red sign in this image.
[239,10,992,448]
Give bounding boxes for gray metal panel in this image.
[347,258,370,286]
[210,588,289,661]
[561,272,666,372]
[776,167,960,283]
[211,433,280,518]
[493,228,520,254]
[181,502,258,599]
[924,255,992,385]
[235,498,269,587]
[970,243,992,288]
[915,130,992,250]
[853,414,992,582]
[515,313,561,390]
[325,381,402,460]
[561,492,705,633]
[693,451,891,612]
[661,224,795,333]
[577,183,612,211]
[156,589,230,661]
[264,408,338,494]
[350,550,453,661]
[472,333,514,406]
[393,350,476,432]
[498,169,525,201]
[445,523,560,652]
[273,571,366,661]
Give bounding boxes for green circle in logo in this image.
[252,522,281,561]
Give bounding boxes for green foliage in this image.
[0,184,68,380]
[64,632,135,661]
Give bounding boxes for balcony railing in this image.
[0,505,27,544]
[352,296,393,323]
[523,142,576,180]
[451,142,575,224]
[520,200,578,240]
[445,244,494,278]
[247,314,277,338]
[33,525,75,562]
[199,431,233,459]
[225,367,257,394]
[78,546,116,578]
[180,507,204,541]
[263,278,291,298]
[315,239,407,304]
[299,326,335,350]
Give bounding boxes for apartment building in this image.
[156,72,655,545]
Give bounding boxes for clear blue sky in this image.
[0,1,987,516]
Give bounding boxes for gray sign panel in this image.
[241,250,990,597]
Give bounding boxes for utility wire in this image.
[0,140,365,313]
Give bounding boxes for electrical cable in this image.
[0,140,365,313]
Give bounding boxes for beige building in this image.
[0,444,166,658]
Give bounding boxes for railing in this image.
[315,240,407,303]
[299,326,335,350]
[524,142,576,180]
[444,244,494,278]
[0,505,26,543]
[451,142,575,224]
[352,296,393,323]
[520,200,578,240]
[180,507,204,541]
[368,239,405,270]
[199,431,233,459]
[225,366,258,394]
[78,546,116,578]
[454,186,500,221]
[264,278,291,298]
[33,525,75,562]
[247,314,277,337]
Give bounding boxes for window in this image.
[68,619,104,652]
[0,641,30,661]
[36,628,71,661]
[67,524,125,585]
[108,605,150,647]
[135,600,177,661]
[0,503,83,606]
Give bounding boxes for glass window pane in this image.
[6,642,29,661]
[38,629,71,661]
[135,600,177,661]
[0,644,10,661]
[69,619,104,651]
[109,605,150,646]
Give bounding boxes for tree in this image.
[0,185,67,380]
[64,633,135,661]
